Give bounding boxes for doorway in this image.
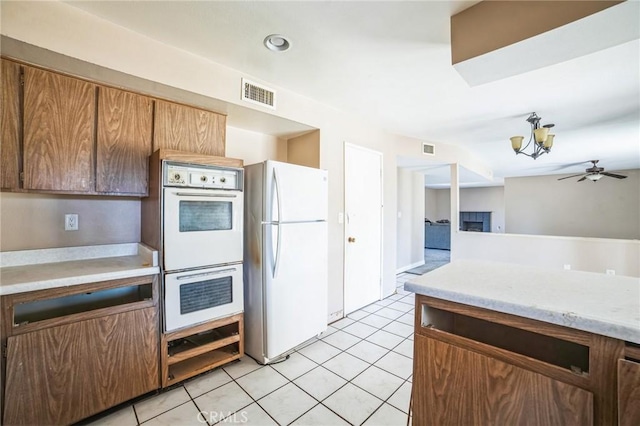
[343,143,383,314]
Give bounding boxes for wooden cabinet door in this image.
[3,307,159,425]
[1,59,21,189]
[23,67,95,192]
[413,334,593,425]
[154,100,225,156]
[97,87,153,195]
[618,358,640,426]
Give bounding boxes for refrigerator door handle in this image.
[273,167,282,223]
[273,223,282,279]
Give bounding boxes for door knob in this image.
[348,237,356,243]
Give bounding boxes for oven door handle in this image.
[173,192,238,198]
[176,268,237,280]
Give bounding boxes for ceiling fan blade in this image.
[577,176,587,182]
[557,173,586,181]
[602,172,628,179]
[551,161,592,171]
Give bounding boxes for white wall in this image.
[435,189,451,221]
[397,169,425,272]
[424,188,438,221]
[453,231,640,277]
[425,187,505,231]
[0,193,140,251]
[424,188,451,221]
[1,1,493,321]
[505,170,640,239]
[461,186,505,233]
[225,126,287,165]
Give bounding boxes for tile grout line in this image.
[112,283,416,426]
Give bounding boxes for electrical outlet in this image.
[563,264,571,270]
[65,214,78,231]
[606,269,616,275]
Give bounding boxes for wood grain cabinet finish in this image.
[3,307,158,425]
[618,358,640,426]
[154,100,225,156]
[97,86,153,195]
[410,295,631,426]
[23,66,95,192]
[1,59,22,189]
[412,334,594,425]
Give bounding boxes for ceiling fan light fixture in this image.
[510,112,556,160]
[586,174,604,181]
[264,34,291,52]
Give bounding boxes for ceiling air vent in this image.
[422,142,435,156]
[241,78,276,109]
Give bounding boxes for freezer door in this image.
[265,161,328,223]
[263,221,328,360]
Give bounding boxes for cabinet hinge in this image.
[1,343,6,358]
[19,172,24,182]
[20,73,24,86]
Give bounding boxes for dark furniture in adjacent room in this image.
[425,222,451,250]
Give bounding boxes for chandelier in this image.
[510,112,555,159]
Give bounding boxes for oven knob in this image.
[200,175,207,182]
[220,177,226,183]
[173,173,181,181]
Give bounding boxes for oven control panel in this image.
[164,162,243,190]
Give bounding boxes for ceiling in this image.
[64,1,640,184]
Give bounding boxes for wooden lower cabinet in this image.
[411,295,631,426]
[413,334,593,425]
[618,356,640,426]
[1,276,160,425]
[4,308,158,425]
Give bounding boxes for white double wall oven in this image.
[161,161,244,333]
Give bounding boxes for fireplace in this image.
[459,212,491,232]
[463,221,483,232]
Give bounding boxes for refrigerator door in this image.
[265,161,328,223]
[262,221,328,361]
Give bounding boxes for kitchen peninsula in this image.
[404,260,640,426]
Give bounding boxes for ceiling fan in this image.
[557,160,627,182]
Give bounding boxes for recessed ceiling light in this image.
[264,34,291,52]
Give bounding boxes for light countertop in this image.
[0,243,159,296]
[404,260,640,344]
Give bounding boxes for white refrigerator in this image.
[243,160,328,364]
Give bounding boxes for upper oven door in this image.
[163,187,243,271]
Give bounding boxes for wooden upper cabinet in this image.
[97,87,153,195]
[23,67,95,192]
[154,99,225,156]
[1,59,22,189]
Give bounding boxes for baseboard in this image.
[327,309,343,324]
[396,260,425,274]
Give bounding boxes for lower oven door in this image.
[164,263,244,333]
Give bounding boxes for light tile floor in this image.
[88,273,415,426]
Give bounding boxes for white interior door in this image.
[344,143,382,314]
